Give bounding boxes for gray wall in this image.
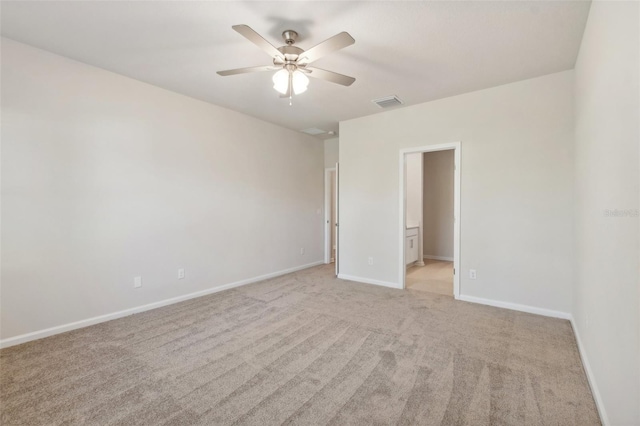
[339,70,574,314]
[423,150,454,259]
[1,39,325,341]
[573,1,639,424]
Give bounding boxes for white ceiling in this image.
[1,1,591,138]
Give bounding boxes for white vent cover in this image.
[372,95,404,109]
[301,127,326,136]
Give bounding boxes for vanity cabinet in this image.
[405,227,419,265]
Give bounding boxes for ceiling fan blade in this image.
[298,32,355,64]
[217,65,276,76]
[306,67,355,86]
[232,25,284,59]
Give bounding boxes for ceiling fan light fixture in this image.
[272,69,289,94]
[219,25,355,98]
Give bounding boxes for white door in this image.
[324,168,337,264]
[335,162,339,276]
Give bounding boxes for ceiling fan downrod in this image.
[281,30,298,46]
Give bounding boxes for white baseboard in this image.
[337,274,401,289]
[0,260,324,349]
[457,294,571,319]
[569,316,608,425]
[423,255,454,262]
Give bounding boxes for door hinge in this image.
[453,268,455,275]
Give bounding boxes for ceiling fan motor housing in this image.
[275,45,304,64]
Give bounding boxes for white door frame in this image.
[399,142,461,298]
[324,167,336,264]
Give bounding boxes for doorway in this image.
[399,143,460,298]
[324,167,338,268]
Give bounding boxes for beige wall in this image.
[339,70,574,314]
[405,153,423,228]
[423,150,454,259]
[573,1,640,424]
[1,39,324,341]
[324,138,339,168]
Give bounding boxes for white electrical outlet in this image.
[368,257,373,265]
[134,276,142,288]
[300,247,305,255]
[469,269,477,279]
[178,268,185,279]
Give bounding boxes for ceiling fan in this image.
[217,25,355,100]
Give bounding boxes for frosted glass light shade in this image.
[272,69,289,94]
[273,69,309,96]
[292,71,309,95]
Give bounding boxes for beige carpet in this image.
[0,264,599,425]
[407,259,454,296]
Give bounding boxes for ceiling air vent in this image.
[372,95,403,109]
[301,127,326,136]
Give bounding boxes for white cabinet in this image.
[406,227,419,265]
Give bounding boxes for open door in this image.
[335,162,339,276]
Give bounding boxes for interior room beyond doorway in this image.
[407,259,454,296]
[404,149,455,296]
